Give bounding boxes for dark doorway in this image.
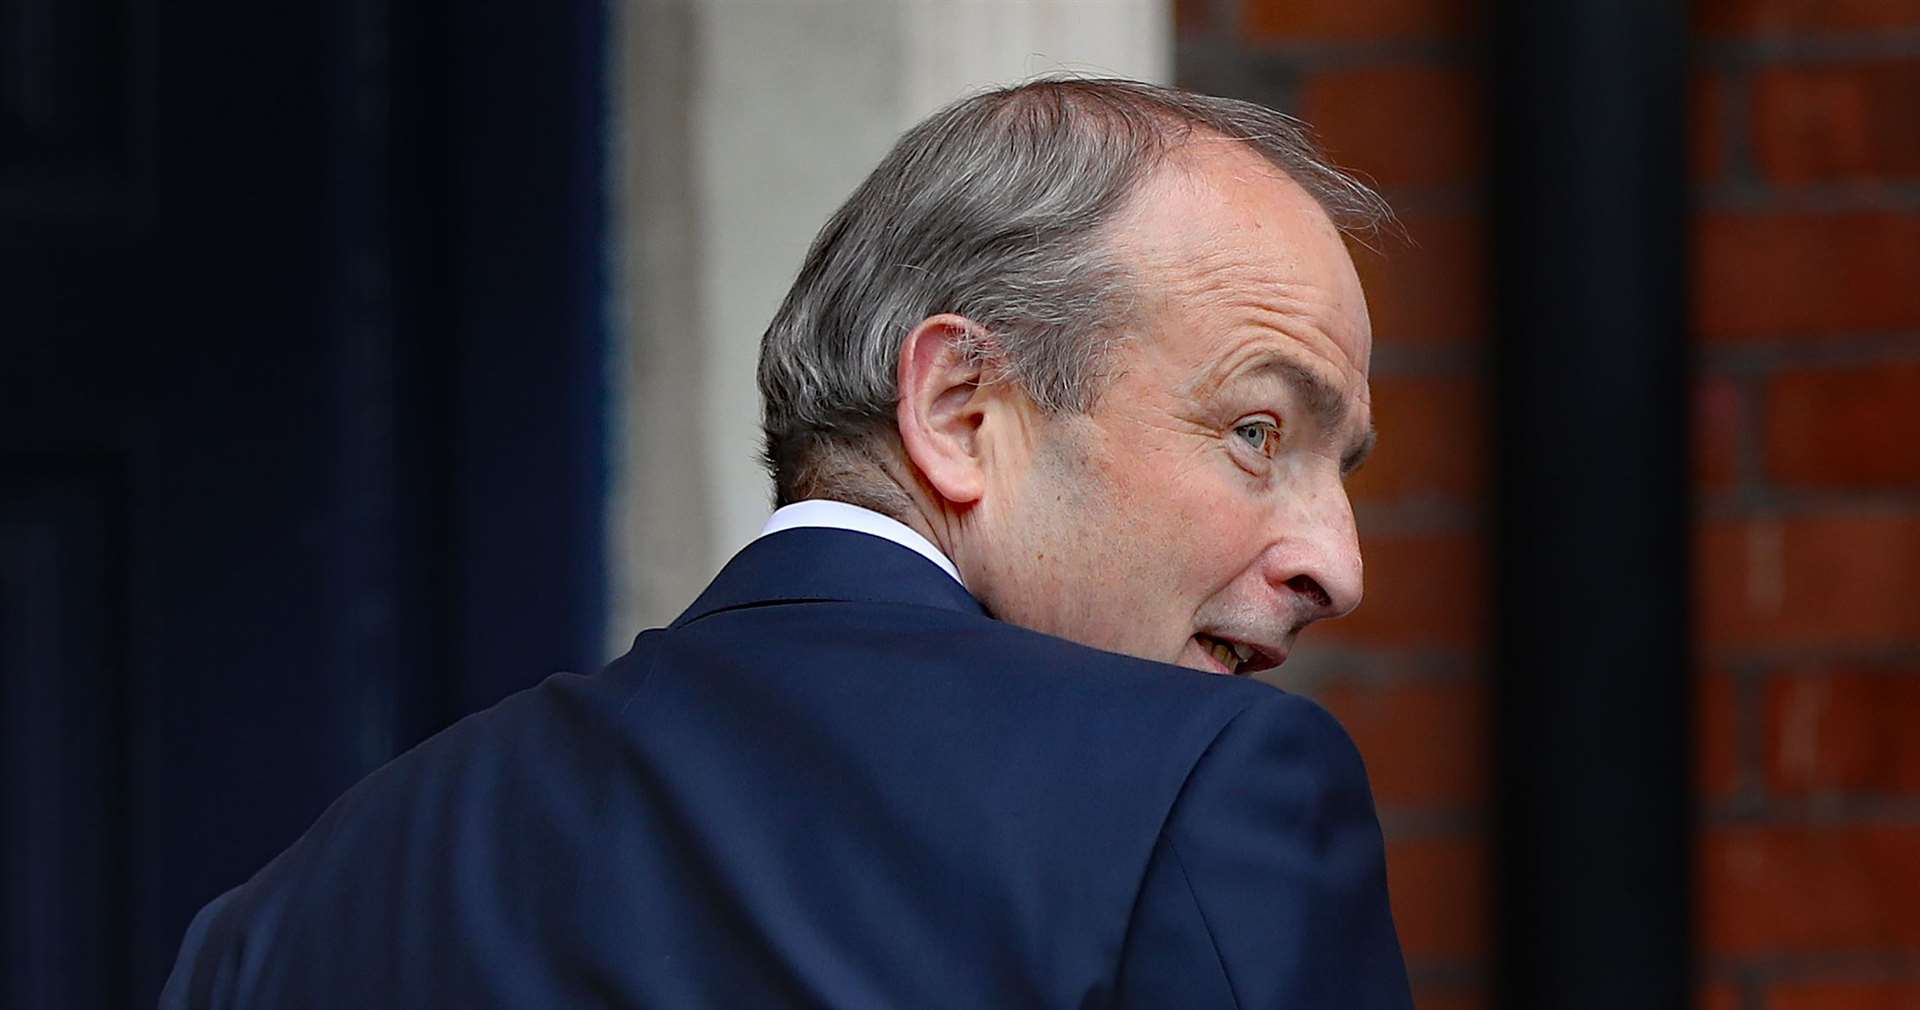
[0,0,608,1003]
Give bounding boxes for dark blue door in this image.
[0,0,608,1003]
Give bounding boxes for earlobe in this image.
[896,314,992,507]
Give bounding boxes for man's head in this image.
[758,78,1389,676]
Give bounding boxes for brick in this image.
[1765,666,1920,796]
[1696,373,1745,493]
[1694,211,1920,341]
[1701,824,1920,952]
[1353,211,1486,346]
[1301,65,1483,189]
[1349,374,1484,504]
[1244,0,1474,40]
[1697,512,1920,649]
[1315,677,1486,807]
[1765,362,1920,489]
[1702,982,1745,1010]
[1697,0,1920,36]
[1175,0,1210,35]
[1319,530,1485,650]
[1699,667,1741,799]
[1755,62,1920,186]
[1768,980,1920,1010]
[1694,71,1729,185]
[1387,835,1487,960]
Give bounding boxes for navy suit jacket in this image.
[162,528,1411,1008]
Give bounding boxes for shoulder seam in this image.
[613,632,665,718]
[1107,697,1258,1003]
[1166,836,1245,1010]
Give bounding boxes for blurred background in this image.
[3,0,1917,1007]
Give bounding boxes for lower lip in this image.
[1193,640,1236,676]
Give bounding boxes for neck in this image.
[868,454,984,594]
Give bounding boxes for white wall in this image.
[609,0,1171,645]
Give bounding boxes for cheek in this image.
[1185,511,1267,587]
[1074,423,1262,589]
[1111,469,1264,592]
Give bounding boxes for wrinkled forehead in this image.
[1109,138,1374,380]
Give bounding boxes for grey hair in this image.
[757,76,1392,514]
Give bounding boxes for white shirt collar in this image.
[757,499,965,588]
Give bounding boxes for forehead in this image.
[1107,139,1373,389]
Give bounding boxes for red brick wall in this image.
[1692,0,1920,1005]
[1179,1,1492,1006]
[1180,0,1920,1007]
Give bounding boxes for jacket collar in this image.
[671,527,988,628]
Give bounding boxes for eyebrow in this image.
[1245,359,1376,476]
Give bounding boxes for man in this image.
[163,78,1410,1008]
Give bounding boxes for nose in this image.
[1261,482,1364,624]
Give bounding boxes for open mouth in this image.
[1193,632,1282,677]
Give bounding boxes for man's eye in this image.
[1233,420,1280,457]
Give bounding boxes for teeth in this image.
[1202,636,1238,672]
[1231,642,1253,663]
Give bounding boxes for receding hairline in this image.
[980,77,1395,240]
[1100,126,1354,256]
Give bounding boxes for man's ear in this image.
[895,314,997,508]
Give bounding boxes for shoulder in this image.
[1201,686,1368,783]
[1120,684,1407,1009]
[661,592,1252,698]
[939,615,1348,758]
[1163,684,1376,843]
